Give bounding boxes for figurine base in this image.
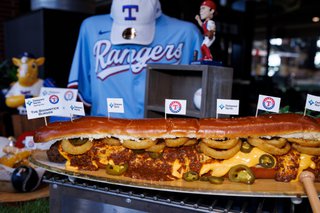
[191,60,223,66]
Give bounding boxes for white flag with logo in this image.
[107,98,124,113]
[216,99,240,115]
[165,99,187,115]
[257,95,281,113]
[25,95,64,119]
[305,94,320,112]
[67,101,85,116]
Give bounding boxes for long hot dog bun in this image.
[34,113,320,143]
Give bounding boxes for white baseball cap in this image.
[110,0,161,45]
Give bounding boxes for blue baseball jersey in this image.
[68,14,202,118]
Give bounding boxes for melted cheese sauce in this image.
[172,160,183,178]
[200,147,268,177]
[96,146,124,165]
[292,154,316,182]
[58,141,318,182]
[59,151,79,170]
[171,157,192,179]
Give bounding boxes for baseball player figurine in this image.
[195,0,216,61]
[68,0,202,119]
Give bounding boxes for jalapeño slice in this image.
[106,163,128,176]
[228,164,255,184]
[259,154,275,168]
[182,171,199,182]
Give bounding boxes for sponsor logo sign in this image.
[67,102,85,116]
[216,99,240,115]
[305,94,320,112]
[107,98,125,113]
[25,95,64,119]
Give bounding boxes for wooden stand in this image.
[145,64,233,118]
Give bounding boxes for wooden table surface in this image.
[0,185,49,203]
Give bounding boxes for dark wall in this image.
[0,0,26,61]
[4,9,89,87]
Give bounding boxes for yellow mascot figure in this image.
[5,52,45,114]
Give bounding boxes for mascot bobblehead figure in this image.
[5,52,45,114]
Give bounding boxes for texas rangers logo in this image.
[262,97,275,110]
[49,95,59,104]
[169,101,182,113]
[123,5,139,20]
[64,90,74,101]
[94,40,183,80]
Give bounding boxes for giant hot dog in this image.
[33,113,320,184]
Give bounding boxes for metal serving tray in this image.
[30,150,320,198]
